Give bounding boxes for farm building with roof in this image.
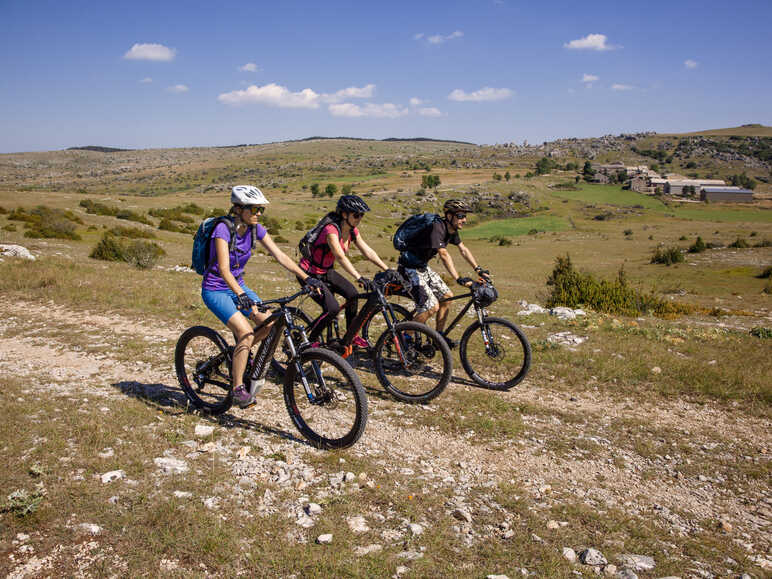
[700,187,755,203]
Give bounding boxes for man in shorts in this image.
[397,199,491,344]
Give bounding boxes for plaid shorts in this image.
[399,265,450,314]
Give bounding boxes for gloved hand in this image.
[474,266,491,280]
[303,277,324,294]
[456,276,474,287]
[236,293,256,310]
[357,276,374,291]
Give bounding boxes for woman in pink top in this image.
[298,195,389,347]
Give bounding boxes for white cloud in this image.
[218,82,377,108]
[322,84,375,103]
[124,43,176,61]
[684,59,698,69]
[329,102,408,118]
[582,73,599,84]
[239,62,259,72]
[166,84,189,93]
[427,30,464,45]
[139,77,153,84]
[564,33,617,51]
[414,33,424,40]
[218,83,321,108]
[409,97,425,107]
[418,107,443,117]
[611,83,634,91]
[448,87,513,102]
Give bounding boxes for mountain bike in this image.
[366,278,531,390]
[175,287,367,449]
[271,270,453,404]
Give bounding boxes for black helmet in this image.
[336,195,370,214]
[473,282,498,307]
[443,199,473,215]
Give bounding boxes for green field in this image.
[464,215,571,238]
[547,184,666,209]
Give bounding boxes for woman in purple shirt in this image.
[202,185,322,407]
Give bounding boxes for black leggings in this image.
[298,269,359,337]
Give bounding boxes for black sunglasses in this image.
[454,212,467,220]
[245,206,265,215]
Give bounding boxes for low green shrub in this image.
[148,207,195,222]
[488,235,513,246]
[9,206,82,240]
[90,233,165,269]
[546,255,695,317]
[688,236,706,253]
[728,238,750,249]
[2,488,44,518]
[651,246,684,265]
[750,327,772,339]
[158,219,196,234]
[754,238,771,248]
[80,200,152,225]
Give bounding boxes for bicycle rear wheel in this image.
[459,317,531,390]
[373,321,452,403]
[175,326,233,414]
[283,348,368,449]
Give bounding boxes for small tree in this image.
[492,172,502,181]
[310,183,320,197]
[582,160,595,181]
[422,174,440,189]
[535,157,557,176]
[341,184,353,195]
[325,183,338,197]
[504,171,511,181]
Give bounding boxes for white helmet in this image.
[231,185,269,206]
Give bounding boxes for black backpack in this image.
[298,212,343,268]
[392,213,441,251]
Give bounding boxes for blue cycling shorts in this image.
[201,284,261,326]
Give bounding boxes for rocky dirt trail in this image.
[1,299,770,577]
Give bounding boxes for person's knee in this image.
[327,300,341,317]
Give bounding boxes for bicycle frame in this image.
[434,291,487,339]
[316,284,403,359]
[246,291,328,403]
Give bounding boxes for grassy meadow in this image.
[0,139,770,576]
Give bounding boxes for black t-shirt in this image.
[399,218,461,269]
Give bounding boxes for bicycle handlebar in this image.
[257,286,312,308]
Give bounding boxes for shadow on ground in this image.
[111,379,314,448]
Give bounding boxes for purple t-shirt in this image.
[202,222,267,291]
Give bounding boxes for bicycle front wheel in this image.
[283,348,368,449]
[361,303,412,346]
[459,317,531,390]
[175,326,233,415]
[373,321,452,403]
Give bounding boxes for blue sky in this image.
[2,0,771,153]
